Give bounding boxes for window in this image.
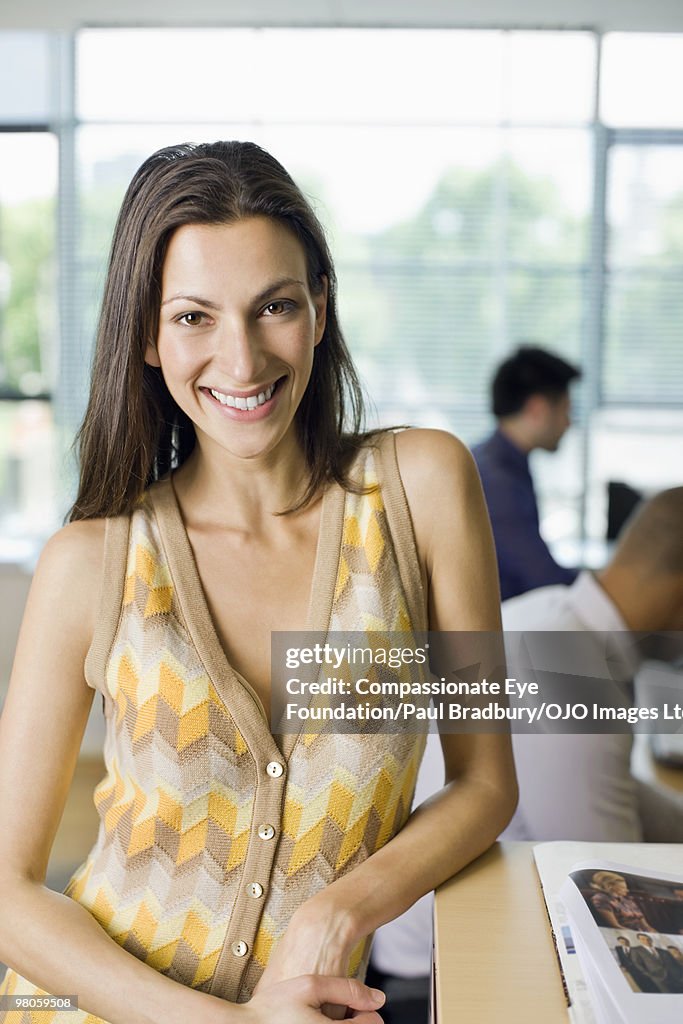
[75,28,596,546]
[604,145,683,405]
[601,34,683,128]
[0,33,59,544]
[1,26,681,552]
[587,34,683,542]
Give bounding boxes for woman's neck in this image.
[172,438,311,530]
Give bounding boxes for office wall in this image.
[1,0,683,32]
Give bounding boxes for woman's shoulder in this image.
[343,429,482,542]
[355,426,473,475]
[39,518,107,574]
[392,428,479,505]
[393,426,473,467]
[25,520,108,650]
[390,429,493,591]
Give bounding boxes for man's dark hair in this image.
[492,345,581,418]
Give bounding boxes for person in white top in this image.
[503,485,683,842]
[501,569,642,842]
[371,487,683,992]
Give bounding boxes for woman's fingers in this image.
[246,970,385,1019]
[301,975,385,1011]
[247,973,385,1022]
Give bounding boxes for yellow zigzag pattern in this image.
[282,754,418,875]
[334,468,412,632]
[91,757,253,865]
[108,648,246,754]
[124,531,174,618]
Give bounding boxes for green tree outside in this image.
[0,197,56,395]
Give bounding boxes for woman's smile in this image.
[200,375,286,419]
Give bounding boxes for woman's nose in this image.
[214,319,266,384]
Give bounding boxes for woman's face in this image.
[149,216,326,466]
[603,876,628,897]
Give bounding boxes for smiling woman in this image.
[67,142,366,521]
[147,218,327,467]
[0,141,516,1024]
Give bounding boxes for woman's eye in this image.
[263,300,293,316]
[177,311,206,327]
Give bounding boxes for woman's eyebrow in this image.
[161,293,222,309]
[160,278,306,309]
[253,277,306,304]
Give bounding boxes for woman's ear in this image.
[313,275,328,347]
[145,341,162,368]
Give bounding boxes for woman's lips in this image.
[200,377,285,419]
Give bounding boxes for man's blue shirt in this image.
[471,429,577,601]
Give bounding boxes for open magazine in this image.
[534,843,683,1024]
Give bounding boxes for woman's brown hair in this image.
[69,140,371,520]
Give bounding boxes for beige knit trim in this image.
[372,431,428,633]
[305,477,347,633]
[84,514,131,694]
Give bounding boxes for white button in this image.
[258,823,275,841]
[232,940,249,958]
[247,881,264,899]
[266,761,284,778]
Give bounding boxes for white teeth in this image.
[209,382,276,409]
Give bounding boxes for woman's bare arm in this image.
[0,525,385,1024]
[259,429,517,986]
[0,523,215,1023]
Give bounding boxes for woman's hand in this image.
[243,975,385,1023]
[254,894,360,1018]
[258,897,355,982]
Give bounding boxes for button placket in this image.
[213,750,288,997]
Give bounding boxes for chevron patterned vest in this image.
[1,433,428,1021]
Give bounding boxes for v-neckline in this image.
[149,474,346,762]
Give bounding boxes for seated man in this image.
[371,488,683,1004]
[502,485,683,841]
[472,345,581,600]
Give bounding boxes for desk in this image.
[433,840,683,1021]
[432,842,568,1023]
